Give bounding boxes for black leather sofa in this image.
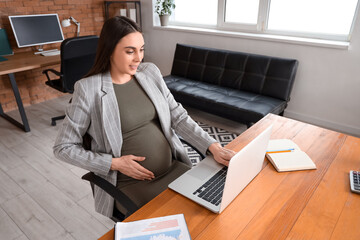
[164,44,299,127]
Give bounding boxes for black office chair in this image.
[42,35,99,126]
[81,136,205,222]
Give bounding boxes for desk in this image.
[0,52,60,132]
[99,114,360,240]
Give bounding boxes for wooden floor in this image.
[0,95,246,240]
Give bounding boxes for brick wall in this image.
[0,0,105,112]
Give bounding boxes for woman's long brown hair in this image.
[84,16,142,78]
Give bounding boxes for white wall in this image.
[141,0,360,137]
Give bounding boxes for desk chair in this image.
[81,137,205,222]
[42,35,99,126]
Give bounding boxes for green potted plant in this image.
[155,0,175,26]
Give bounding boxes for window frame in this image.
[166,0,360,42]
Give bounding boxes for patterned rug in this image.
[183,121,239,165]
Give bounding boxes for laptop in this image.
[169,125,272,213]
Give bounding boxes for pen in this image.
[266,148,295,154]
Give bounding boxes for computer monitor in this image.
[9,14,64,52]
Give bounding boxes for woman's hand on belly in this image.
[111,155,155,180]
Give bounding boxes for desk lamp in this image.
[61,17,80,37]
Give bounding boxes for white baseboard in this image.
[284,110,360,138]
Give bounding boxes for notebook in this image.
[266,139,316,172]
[168,125,272,213]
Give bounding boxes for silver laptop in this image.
[169,125,272,213]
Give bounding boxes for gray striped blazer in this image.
[53,62,216,217]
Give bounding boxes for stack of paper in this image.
[266,139,316,172]
[115,214,191,240]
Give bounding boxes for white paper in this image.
[115,214,191,240]
[120,9,127,17]
[129,9,137,22]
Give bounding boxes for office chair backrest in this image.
[60,35,99,93]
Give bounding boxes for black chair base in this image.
[51,115,65,126]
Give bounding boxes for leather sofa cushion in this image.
[171,44,298,101]
[165,75,287,124]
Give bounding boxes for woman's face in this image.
[110,31,144,81]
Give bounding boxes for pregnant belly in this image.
[121,121,173,178]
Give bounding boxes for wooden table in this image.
[99,114,360,240]
[0,52,60,132]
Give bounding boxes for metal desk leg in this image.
[0,73,30,132]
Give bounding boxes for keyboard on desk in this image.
[193,166,228,206]
[41,50,60,56]
[350,170,360,194]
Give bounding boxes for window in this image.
[267,0,358,39]
[172,0,217,26]
[167,0,359,41]
[224,0,259,25]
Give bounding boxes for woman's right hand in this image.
[111,155,155,180]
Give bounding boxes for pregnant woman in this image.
[53,16,235,217]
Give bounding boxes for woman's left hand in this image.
[208,142,236,166]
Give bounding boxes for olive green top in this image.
[113,77,191,213]
[113,78,173,182]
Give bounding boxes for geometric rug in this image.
[183,121,239,166]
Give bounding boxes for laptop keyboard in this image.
[193,166,228,206]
